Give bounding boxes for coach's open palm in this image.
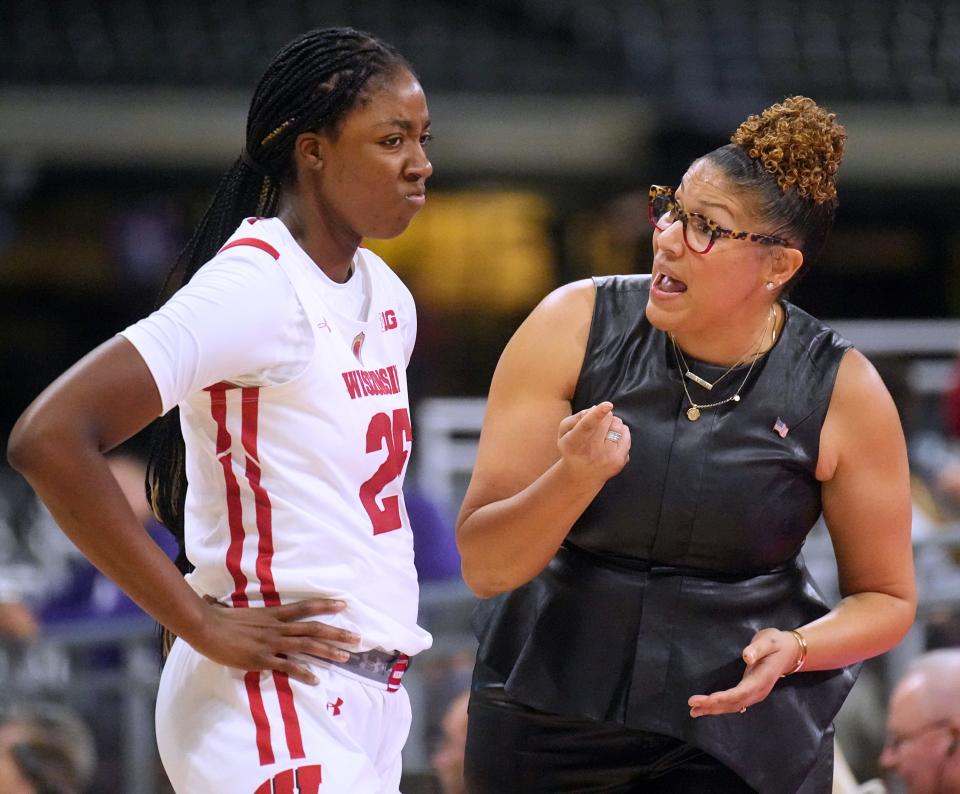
[686,628,807,717]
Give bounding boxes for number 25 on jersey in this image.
[359,408,412,535]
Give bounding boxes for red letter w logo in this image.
[254,764,322,793]
[380,310,398,331]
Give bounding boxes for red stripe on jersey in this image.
[217,237,280,259]
[273,672,306,760]
[244,671,276,767]
[241,388,280,607]
[238,389,305,758]
[208,386,249,607]
[210,387,291,766]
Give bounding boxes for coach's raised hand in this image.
[457,397,632,600]
[557,402,631,484]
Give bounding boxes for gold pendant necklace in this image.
[671,307,776,422]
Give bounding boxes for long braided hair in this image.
[146,28,411,573]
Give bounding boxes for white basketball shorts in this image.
[156,639,412,793]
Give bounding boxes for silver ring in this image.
[605,430,623,443]
[739,706,747,714]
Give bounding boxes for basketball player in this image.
[8,28,432,793]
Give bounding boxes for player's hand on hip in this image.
[557,401,631,484]
[686,628,801,717]
[189,596,360,685]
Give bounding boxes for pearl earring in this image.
[766,282,776,291]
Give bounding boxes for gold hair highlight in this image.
[731,95,846,204]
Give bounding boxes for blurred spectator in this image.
[906,431,960,651]
[406,487,461,583]
[0,453,175,792]
[879,649,960,794]
[912,356,960,522]
[0,602,37,643]
[904,355,960,652]
[37,452,177,627]
[911,432,960,523]
[0,703,96,794]
[0,468,73,643]
[834,745,886,794]
[0,451,174,645]
[0,471,32,627]
[431,690,469,794]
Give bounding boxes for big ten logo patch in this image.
[254,764,322,793]
[379,309,398,332]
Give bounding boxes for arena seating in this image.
[1,0,959,102]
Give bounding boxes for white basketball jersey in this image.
[179,218,432,655]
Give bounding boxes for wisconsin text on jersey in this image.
[341,365,402,399]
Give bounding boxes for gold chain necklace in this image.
[674,339,743,394]
[672,306,775,391]
[670,307,776,422]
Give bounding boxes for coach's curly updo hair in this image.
[146,28,412,573]
[701,95,846,292]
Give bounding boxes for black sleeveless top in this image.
[473,275,859,794]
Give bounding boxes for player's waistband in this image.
[161,624,412,691]
[327,648,411,691]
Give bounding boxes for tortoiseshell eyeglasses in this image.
[648,185,791,255]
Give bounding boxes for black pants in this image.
[464,685,756,794]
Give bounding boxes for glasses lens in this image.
[684,213,714,253]
[650,193,675,230]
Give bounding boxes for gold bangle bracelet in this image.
[781,628,808,677]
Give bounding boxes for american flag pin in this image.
[773,417,789,438]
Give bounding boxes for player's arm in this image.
[9,340,354,683]
[8,337,212,641]
[688,350,916,717]
[455,280,631,598]
[8,259,358,683]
